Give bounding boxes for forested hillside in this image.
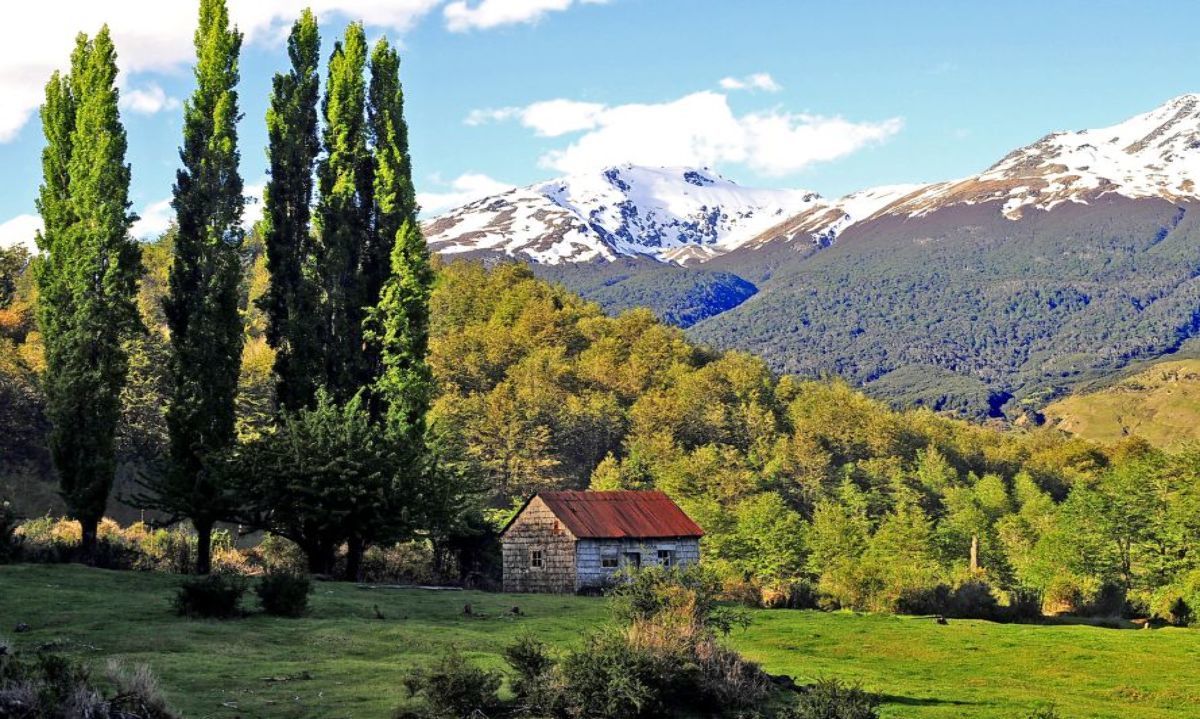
[7,241,1200,619]
[692,197,1200,418]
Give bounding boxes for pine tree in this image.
[153,0,245,574]
[315,22,372,405]
[261,9,322,412]
[34,28,142,555]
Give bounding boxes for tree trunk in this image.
[79,516,99,562]
[344,535,364,582]
[195,519,214,575]
[306,540,335,576]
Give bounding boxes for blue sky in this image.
[1,0,1198,247]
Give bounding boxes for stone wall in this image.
[501,497,577,593]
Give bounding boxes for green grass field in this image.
[3,564,1200,719]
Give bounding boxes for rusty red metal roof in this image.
[528,490,703,539]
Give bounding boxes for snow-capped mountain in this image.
[423,165,825,264]
[425,95,1200,265]
[881,94,1200,221]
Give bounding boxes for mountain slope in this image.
[426,95,1200,422]
[1042,350,1200,448]
[880,94,1200,222]
[423,165,826,264]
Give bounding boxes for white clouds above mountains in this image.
[444,0,609,32]
[0,0,604,142]
[469,90,903,176]
[417,173,514,215]
[718,73,781,93]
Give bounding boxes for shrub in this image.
[782,679,880,719]
[172,574,248,619]
[0,649,178,718]
[256,572,312,617]
[759,578,821,610]
[249,533,307,574]
[1024,707,1062,719]
[360,541,439,584]
[558,630,686,719]
[504,635,555,699]
[401,649,502,719]
[610,564,749,636]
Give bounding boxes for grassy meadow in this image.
[1043,358,1200,448]
[3,565,1200,718]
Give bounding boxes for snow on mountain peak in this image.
[885,94,1200,220]
[423,164,824,265]
[423,97,1200,266]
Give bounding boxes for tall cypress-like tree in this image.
[34,28,141,555]
[364,38,433,441]
[315,22,372,405]
[155,0,245,575]
[261,9,322,412]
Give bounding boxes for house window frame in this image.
[530,549,543,569]
[601,553,619,569]
[657,549,674,568]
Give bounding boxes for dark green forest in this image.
[540,197,1200,420]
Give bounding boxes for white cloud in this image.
[120,83,181,115]
[444,0,608,32]
[0,214,42,252]
[477,90,903,177]
[130,177,268,240]
[131,198,174,240]
[0,0,443,142]
[243,176,269,230]
[468,99,604,137]
[417,173,514,215]
[718,73,782,93]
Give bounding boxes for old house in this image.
[500,490,703,594]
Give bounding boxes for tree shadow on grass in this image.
[876,694,978,708]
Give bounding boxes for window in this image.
[657,550,674,568]
[530,550,543,568]
[601,554,619,569]
[625,552,642,569]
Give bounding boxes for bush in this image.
[255,573,312,619]
[504,635,555,700]
[256,572,312,617]
[558,630,687,719]
[248,533,307,574]
[783,679,880,719]
[610,564,749,636]
[760,578,821,610]
[401,649,502,719]
[0,649,178,718]
[172,574,248,619]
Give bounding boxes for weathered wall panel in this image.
[501,497,577,593]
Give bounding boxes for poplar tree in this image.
[34,28,141,555]
[364,38,433,441]
[261,9,322,412]
[154,0,245,574]
[359,39,437,581]
[315,22,372,405]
